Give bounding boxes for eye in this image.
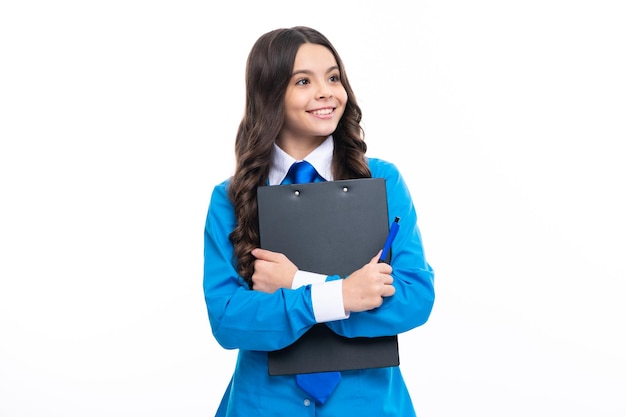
[295,78,310,86]
[329,73,341,83]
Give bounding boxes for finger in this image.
[253,257,269,268]
[369,250,383,264]
[251,248,282,262]
[378,263,393,274]
[382,284,396,297]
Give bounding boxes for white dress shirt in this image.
[269,136,349,323]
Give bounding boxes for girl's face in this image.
[278,43,347,155]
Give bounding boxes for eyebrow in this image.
[291,66,340,77]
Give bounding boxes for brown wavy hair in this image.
[229,26,371,287]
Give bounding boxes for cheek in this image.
[336,89,349,113]
[284,89,307,109]
[336,88,348,106]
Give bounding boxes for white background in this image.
[1,1,625,415]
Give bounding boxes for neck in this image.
[276,136,326,160]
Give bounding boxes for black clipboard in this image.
[257,178,400,375]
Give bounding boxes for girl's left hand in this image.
[250,248,298,293]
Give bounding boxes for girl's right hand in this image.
[250,248,298,293]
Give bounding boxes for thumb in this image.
[369,249,383,264]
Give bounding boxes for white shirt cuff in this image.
[311,280,349,323]
[291,270,327,288]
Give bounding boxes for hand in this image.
[342,251,395,313]
[250,248,298,293]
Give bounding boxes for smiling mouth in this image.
[309,108,334,116]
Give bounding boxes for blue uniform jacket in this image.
[203,158,435,416]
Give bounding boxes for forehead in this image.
[292,43,338,72]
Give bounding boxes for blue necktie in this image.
[281,160,324,185]
[281,161,341,404]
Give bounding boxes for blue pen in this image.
[379,216,400,263]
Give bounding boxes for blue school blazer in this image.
[203,158,435,417]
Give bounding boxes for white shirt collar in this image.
[269,136,334,185]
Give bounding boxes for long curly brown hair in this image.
[229,26,371,287]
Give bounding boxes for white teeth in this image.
[311,108,333,115]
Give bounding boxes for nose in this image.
[316,83,333,99]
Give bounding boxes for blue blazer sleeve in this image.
[325,159,435,338]
[203,180,318,351]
